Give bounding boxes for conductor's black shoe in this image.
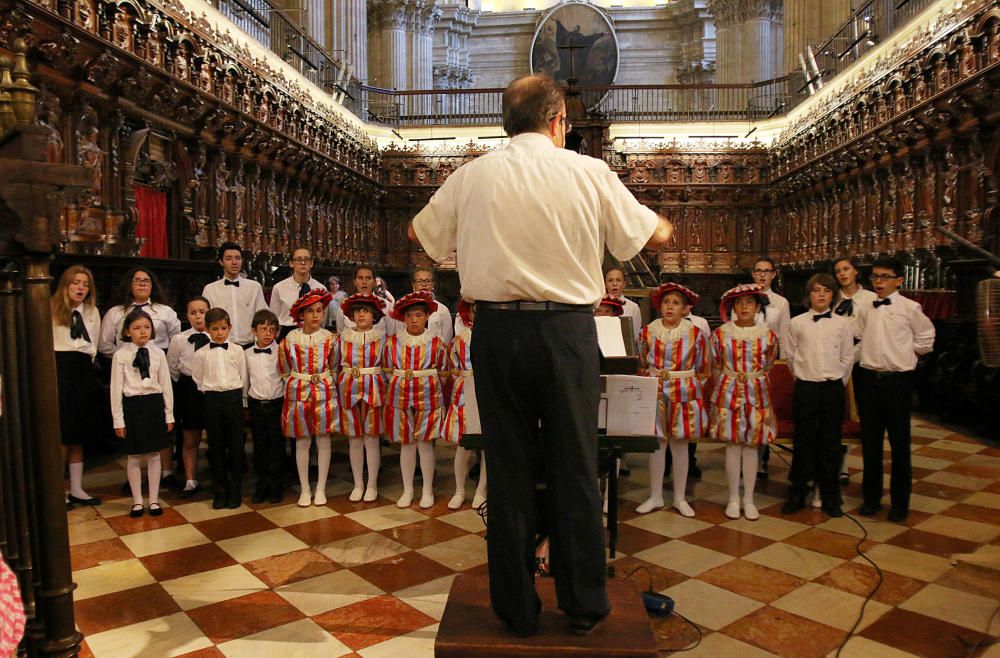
[781,496,806,515]
[212,493,227,510]
[823,504,844,518]
[251,490,268,504]
[68,494,102,506]
[568,612,609,636]
[887,508,909,523]
[268,489,284,504]
[226,495,242,509]
[688,462,702,479]
[858,502,881,516]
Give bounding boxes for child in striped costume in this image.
[382,291,449,509]
[636,283,710,518]
[278,288,341,507]
[709,283,778,520]
[444,300,487,510]
[338,293,388,503]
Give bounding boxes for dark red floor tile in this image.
[722,607,844,658]
[74,584,181,636]
[682,526,776,558]
[71,538,134,571]
[194,512,278,542]
[380,518,473,550]
[187,590,305,644]
[312,594,436,650]
[860,607,990,657]
[244,548,340,588]
[284,516,370,545]
[139,543,237,582]
[351,551,456,592]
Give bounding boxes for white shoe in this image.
[743,502,760,520]
[313,490,327,506]
[349,487,364,503]
[812,490,823,508]
[635,497,665,514]
[725,501,741,519]
[471,492,487,508]
[419,492,434,509]
[363,488,378,503]
[397,491,413,508]
[673,500,695,518]
[297,490,312,508]
[448,493,464,510]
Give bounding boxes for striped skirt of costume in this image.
[708,322,778,446]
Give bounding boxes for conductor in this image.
[409,74,672,637]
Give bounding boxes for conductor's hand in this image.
[644,213,673,250]
[115,428,126,439]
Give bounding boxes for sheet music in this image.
[595,316,627,357]
[604,375,658,436]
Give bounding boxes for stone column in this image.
[781,0,851,79]
[327,0,367,82]
[368,0,410,89]
[741,0,780,82]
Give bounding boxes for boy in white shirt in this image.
[245,310,285,504]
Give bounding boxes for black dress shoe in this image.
[251,490,268,504]
[887,508,909,523]
[823,505,844,518]
[226,496,242,509]
[178,484,200,499]
[129,504,144,518]
[148,503,164,517]
[212,493,227,509]
[67,494,102,506]
[268,490,284,504]
[781,497,806,515]
[161,474,181,490]
[568,612,609,636]
[858,502,881,516]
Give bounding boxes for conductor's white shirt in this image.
[412,132,659,305]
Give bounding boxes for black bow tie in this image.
[132,302,149,310]
[188,333,210,350]
[874,298,892,308]
[70,310,91,342]
[834,299,853,317]
[224,279,240,287]
[210,343,228,350]
[813,311,832,322]
[253,347,271,354]
[133,347,151,379]
[299,282,311,298]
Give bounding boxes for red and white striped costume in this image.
[441,326,472,444]
[338,326,387,437]
[639,320,709,441]
[278,328,341,437]
[708,322,778,445]
[382,331,448,444]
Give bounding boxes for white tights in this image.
[295,435,331,496]
[450,448,488,508]
[126,453,161,505]
[725,443,759,505]
[637,440,691,514]
[348,435,381,497]
[399,442,435,508]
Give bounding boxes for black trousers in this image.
[248,396,285,494]
[790,380,844,502]
[856,368,914,511]
[204,389,245,497]
[472,306,609,635]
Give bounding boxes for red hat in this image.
[457,298,475,327]
[719,283,768,322]
[289,288,333,324]
[596,296,624,317]
[341,293,386,322]
[391,291,438,322]
[651,282,699,309]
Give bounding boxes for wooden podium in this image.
[434,573,658,658]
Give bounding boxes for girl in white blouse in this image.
[51,265,104,508]
[110,309,174,518]
[98,267,181,357]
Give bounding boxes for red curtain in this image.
[134,184,168,258]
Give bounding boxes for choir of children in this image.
[61,256,933,527]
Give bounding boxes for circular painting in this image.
[530,2,619,87]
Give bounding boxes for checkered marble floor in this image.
[68,417,1000,658]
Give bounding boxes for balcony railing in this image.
[212,0,349,97]
[808,0,937,88]
[361,77,796,128]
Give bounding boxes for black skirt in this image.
[55,351,105,446]
[175,374,206,431]
[122,393,170,455]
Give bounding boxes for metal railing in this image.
[212,0,349,97]
[360,77,796,127]
[808,0,938,88]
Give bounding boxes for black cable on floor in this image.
[835,512,883,658]
[622,565,704,654]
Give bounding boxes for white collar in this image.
[399,330,433,347]
[722,322,768,340]
[342,325,385,344]
[647,319,691,341]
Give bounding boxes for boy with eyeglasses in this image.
[270,247,324,341]
[854,256,935,522]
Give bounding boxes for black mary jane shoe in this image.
[148,503,164,517]
[68,494,102,507]
[178,484,200,499]
[129,504,145,518]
